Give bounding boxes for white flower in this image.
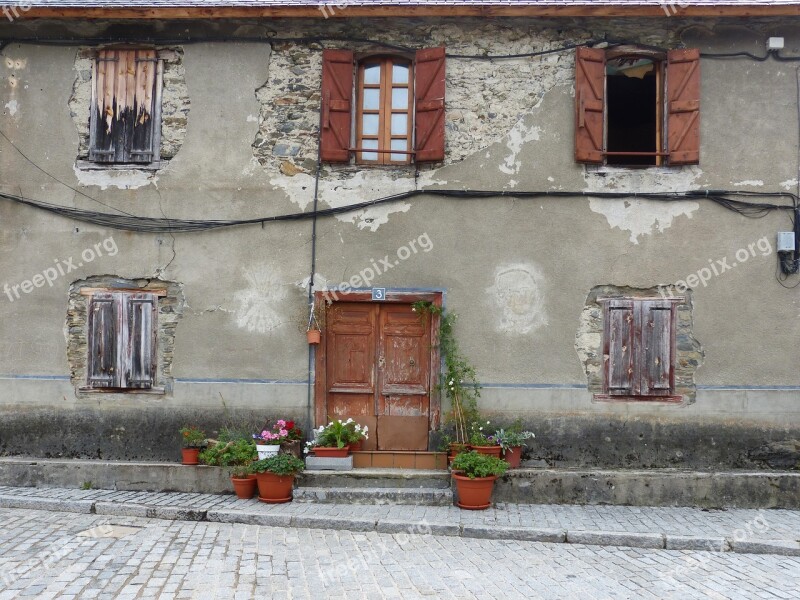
[486,421,490,425]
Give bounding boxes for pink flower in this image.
[279,429,288,437]
[276,419,286,428]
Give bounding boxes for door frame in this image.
[313,290,443,439]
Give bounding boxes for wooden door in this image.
[323,301,432,451]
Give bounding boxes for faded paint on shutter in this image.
[87,293,119,388]
[414,47,446,163]
[639,300,675,396]
[575,46,606,164]
[667,48,700,165]
[320,49,354,163]
[124,293,157,388]
[603,299,635,395]
[89,49,157,163]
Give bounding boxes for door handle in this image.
[409,358,416,366]
[378,356,385,368]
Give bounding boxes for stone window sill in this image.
[75,160,162,172]
[78,387,166,395]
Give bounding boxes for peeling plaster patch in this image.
[499,121,542,175]
[4,99,18,116]
[246,114,259,122]
[73,165,157,190]
[233,265,289,334]
[733,180,764,187]
[780,178,798,190]
[486,263,547,335]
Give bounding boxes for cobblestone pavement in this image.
[0,508,799,600]
[1,485,800,542]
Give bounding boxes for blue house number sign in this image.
[372,288,386,301]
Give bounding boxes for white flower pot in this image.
[256,444,280,459]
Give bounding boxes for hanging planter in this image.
[306,305,322,344]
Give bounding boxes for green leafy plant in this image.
[306,418,367,451]
[250,454,305,476]
[451,451,509,479]
[468,420,498,446]
[494,428,535,452]
[179,426,206,448]
[412,301,481,445]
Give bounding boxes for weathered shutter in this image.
[320,49,354,163]
[666,48,700,166]
[639,301,675,397]
[575,46,606,164]
[87,293,119,388]
[603,299,635,396]
[414,47,446,162]
[90,49,157,164]
[124,293,157,389]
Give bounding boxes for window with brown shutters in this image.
[320,47,446,164]
[597,298,681,401]
[86,291,157,390]
[89,48,162,165]
[575,46,700,167]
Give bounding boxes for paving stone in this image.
[206,510,293,527]
[567,530,665,549]
[665,535,731,552]
[461,524,566,543]
[731,539,800,556]
[290,516,376,532]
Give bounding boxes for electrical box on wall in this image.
[777,232,795,253]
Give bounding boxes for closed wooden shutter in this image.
[87,293,119,388]
[603,299,635,396]
[639,301,675,397]
[320,49,354,163]
[667,48,700,166]
[125,293,157,389]
[90,49,158,164]
[414,46,446,163]
[575,46,606,164]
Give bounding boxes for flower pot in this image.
[256,444,281,459]
[312,446,349,458]
[348,440,363,452]
[231,475,258,500]
[255,471,295,503]
[472,445,502,458]
[452,473,497,510]
[503,446,523,468]
[181,448,200,465]
[280,439,303,459]
[307,329,321,344]
[447,443,470,465]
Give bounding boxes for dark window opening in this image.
[606,57,661,167]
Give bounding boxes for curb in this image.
[1,494,798,556]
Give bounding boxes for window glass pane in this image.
[362,139,379,162]
[363,89,380,110]
[392,64,409,84]
[363,64,381,85]
[392,88,408,110]
[362,114,379,136]
[390,139,407,162]
[391,113,408,136]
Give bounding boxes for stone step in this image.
[293,486,453,506]
[298,468,451,489]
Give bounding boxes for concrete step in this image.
[293,486,453,506]
[298,468,450,490]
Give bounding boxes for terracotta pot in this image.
[348,440,363,452]
[453,473,497,510]
[181,448,200,465]
[255,471,295,504]
[280,439,303,459]
[503,446,522,468]
[313,446,349,458]
[471,445,502,458]
[231,475,258,500]
[307,329,321,344]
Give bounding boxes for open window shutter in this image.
[638,301,675,397]
[603,299,635,396]
[414,47,446,162]
[667,48,700,166]
[90,49,157,164]
[124,293,157,389]
[87,293,119,388]
[320,49,354,163]
[575,47,606,164]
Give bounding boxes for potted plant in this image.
[253,419,296,459]
[306,305,322,344]
[451,451,509,510]
[179,426,206,465]
[250,453,305,503]
[495,425,535,469]
[221,438,259,499]
[468,420,502,457]
[304,419,353,457]
[345,420,369,451]
[278,419,304,458]
[439,432,470,466]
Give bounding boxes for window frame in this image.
[595,296,683,402]
[81,288,163,393]
[355,55,415,165]
[84,47,165,170]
